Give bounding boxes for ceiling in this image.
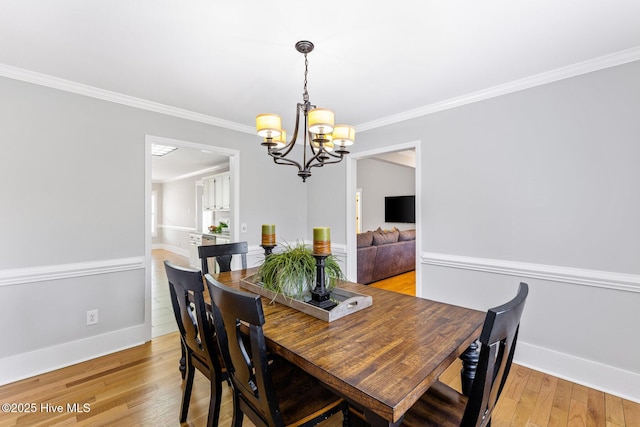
[151,147,229,183]
[2,1,640,180]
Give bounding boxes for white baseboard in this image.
[0,325,147,386]
[516,341,640,403]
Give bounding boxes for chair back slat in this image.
[206,274,282,427]
[164,261,221,371]
[461,282,528,427]
[198,241,248,274]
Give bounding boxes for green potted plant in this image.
[257,241,344,300]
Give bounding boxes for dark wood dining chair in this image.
[205,274,349,427]
[198,241,248,274]
[398,282,529,427]
[164,261,228,427]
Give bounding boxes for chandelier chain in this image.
[303,53,309,102]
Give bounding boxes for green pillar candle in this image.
[262,224,275,246]
[313,227,331,255]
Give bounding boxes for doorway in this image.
[346,140,422,296]
[144,135,240,340]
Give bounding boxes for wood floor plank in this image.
[506,364,533,402]
[586,388,606,427]
[623,398,640,427]
[568,398,589,427]
[605,394,625,427]
[566,382,590,427]
[509,368,545,426]
[572,383,590,405]
[530,374,559,426]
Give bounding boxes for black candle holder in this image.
[260,244,276,257]
[308,254,337,310]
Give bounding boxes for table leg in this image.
[364,409,402,427]
[459,340,479,397]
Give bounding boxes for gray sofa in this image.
[357,228,416,285]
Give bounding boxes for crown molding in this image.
[0,63,255,135]
[3,46,639,135]
[356,46,640,132]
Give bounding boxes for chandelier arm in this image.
[320,150,345,160]
[269,103,305,158]
[303,147,332,170]
[268,150,302,167]
[308,131,320,157]
[307,153,345,170]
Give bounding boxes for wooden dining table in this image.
[207,268,485,427]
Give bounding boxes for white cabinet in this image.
[214,173,231,210]
[202,177,216,210]
[203,172,230,211]
[189,233,203,268]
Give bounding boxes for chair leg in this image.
[207,378,223,427]
[342,402,351,427]
[180,360,195,422]
[231,392,244,427]
[179,340,187,379]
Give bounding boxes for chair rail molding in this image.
[421,252,640,293]
[158,224,197,232]
[0,257,145,287]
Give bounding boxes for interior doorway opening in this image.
[346,141,422,296]
[144,135,240,340]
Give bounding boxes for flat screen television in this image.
[384,195,415,223]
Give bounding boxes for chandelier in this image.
[256,41,355,182]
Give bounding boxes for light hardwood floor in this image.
[1,254,638,426]
[151,249,191,338]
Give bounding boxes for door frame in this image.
[345,140,422,296]
[144,135,240,340]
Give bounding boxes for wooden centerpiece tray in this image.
[240,274,372,322]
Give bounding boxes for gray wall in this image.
[0,75,308,382]
[357,158,415,232]
[335,60,640,400]
[305,161,347,244]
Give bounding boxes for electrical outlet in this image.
[241,223,248,233]
[86,309,99,326]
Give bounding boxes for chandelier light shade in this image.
[256,114,282,138]
[308,108,335,134]
[332,125,355,146]
[256,40,355,182]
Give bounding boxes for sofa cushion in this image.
[357,231,374,248]
[398,229,416,241]
[372,240,416,282]
[372,229,399,245]
[357,245,377,285]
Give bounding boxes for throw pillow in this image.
[398,229,416,241]
[372,229,399,245]
[357,231,374,248]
